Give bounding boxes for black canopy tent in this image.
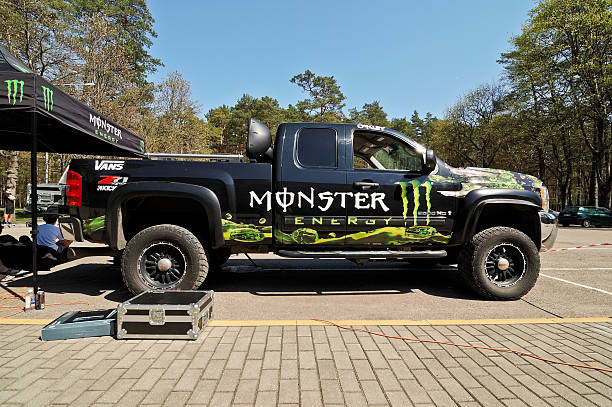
[0,45,145,303]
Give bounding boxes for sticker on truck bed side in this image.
[97,175,128,191]
[95,160,124,171]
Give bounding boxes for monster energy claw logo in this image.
[5,79,24,104]
[41,86,53,111]
[396,180,432,226]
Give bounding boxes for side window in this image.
[353,131,422,172]
[297,128,337,168]
[354,156,371,169]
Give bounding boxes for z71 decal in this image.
[97,175,128,191]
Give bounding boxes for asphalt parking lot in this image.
[1,226,610,322]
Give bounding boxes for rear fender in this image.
[106,181,223,250]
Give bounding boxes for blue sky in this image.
[147,0,534,120]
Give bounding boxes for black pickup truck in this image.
[62,119,557,299]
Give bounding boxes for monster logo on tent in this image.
[395,180,432,226]
[41,86,53,111]
[4,79,23,104]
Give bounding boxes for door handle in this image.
[353,181,380,190]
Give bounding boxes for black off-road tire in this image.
[121,224,209,295]
[458,227,539,300]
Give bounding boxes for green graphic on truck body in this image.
[82,216,105,236]
[276,226,451,246]
[222,216,271,243]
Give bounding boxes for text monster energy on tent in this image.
[0,44,145,156]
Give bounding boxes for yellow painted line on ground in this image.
[1,317,610,326]
[0,318,53,325]
[208,317,612,327]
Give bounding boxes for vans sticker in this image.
[95,160,124,171]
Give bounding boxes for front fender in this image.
[105,181,224,250]
[451,189,543,247]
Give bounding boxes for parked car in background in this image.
[558,206,612,227]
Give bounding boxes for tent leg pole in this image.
[31,106,38,305]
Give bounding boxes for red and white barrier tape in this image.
[542,243,612,253]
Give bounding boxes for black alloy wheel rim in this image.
[484,243,526,287]
[139,242,186,288]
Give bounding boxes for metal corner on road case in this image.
[115,290,214,340]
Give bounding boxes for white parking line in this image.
[540,273,612,295]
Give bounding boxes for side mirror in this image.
[423,149,437,173]
[246,118,271,160]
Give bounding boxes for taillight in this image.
[66,170,82,207]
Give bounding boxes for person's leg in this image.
[38,245,59,261]
[0,259,17,282]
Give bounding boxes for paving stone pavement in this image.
[0,322,610,406]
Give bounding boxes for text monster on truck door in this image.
[346,128,456,246]
[275,124,348,246]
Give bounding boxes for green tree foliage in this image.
[349,101,389,126]
[206,94,286,154]
[145,71,215,154]
[388,117,417,140]
[67,0,160,82]
[438,83,516,168]
[410,111,437,146]
[0,0,73,78]
[500,0,612,206]
[205,105,230,153]
[290,70,346,122]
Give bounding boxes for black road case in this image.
[116,290,213,340]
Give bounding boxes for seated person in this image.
[37,214,73,262]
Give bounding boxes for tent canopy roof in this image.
[0,45,145,157]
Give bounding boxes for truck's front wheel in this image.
[122,224,209,295]
[458,227,539,300]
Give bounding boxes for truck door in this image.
[346,129,455,247]
[276,124,347,246]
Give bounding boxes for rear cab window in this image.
[296,128,337,168]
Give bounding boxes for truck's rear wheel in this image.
[458,227,539,300]
[122,224,209,295]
